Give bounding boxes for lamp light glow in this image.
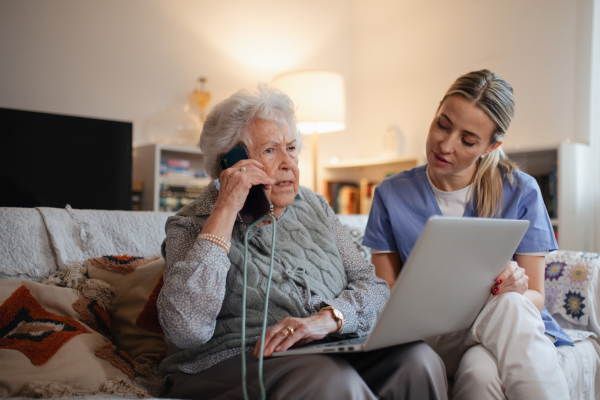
[273,71,346,134]
[273,70,346,192]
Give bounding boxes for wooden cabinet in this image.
[321,156,421,214]
[504,142,591,251]
[132,143,211,212]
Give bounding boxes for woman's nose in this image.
[439,135,454,154]
[278,151,293,169]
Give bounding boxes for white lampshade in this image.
[273,71,346,134]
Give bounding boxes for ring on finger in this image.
[240,166,247,172]
[282,326,294,337]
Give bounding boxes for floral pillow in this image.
[544,251,599,326]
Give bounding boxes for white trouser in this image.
[427,292,570,400]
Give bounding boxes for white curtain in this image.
[590,0,600,253]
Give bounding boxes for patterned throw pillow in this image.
[544,251,599,326]
[0,279,148,398]
[337,214,372,263]
[343,225,372,263]
[84,255,167,366]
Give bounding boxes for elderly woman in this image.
[157,84,448,400]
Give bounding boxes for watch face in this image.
[333,308,344,321]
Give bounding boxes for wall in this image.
[0,0,354,189]
[0,0,595,189]
[351,0,594,160]
[590,0,600,253]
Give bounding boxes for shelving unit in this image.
[504,142,591,251]
[321,155,422,214]
[132,143,212,212]
[504,145,558,224]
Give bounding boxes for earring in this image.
[481,154,485,159]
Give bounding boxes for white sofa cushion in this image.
[37,206,173,268]
[0,208,57,281]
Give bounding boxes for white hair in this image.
[200,83,303,179]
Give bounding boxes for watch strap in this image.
[321,305,345,334]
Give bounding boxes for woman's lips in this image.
[433,152,451,166]
[274,180,293,187]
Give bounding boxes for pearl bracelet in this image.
[199,233,231,254]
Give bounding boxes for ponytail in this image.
[471,147,518,218]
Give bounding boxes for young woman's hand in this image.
[492,261,529,296]
[253,310,339,358]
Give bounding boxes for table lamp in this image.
[272,71,346,192]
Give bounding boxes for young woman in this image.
[362,70,572,400]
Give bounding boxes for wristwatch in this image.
[321,305,345,334]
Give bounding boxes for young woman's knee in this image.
[486,291,539,318]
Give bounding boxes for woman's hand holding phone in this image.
[215,159,275,216]
[201,159,275,241]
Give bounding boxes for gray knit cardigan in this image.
[159,184,348,375]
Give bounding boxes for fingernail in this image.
[496,279,503,285]
[493,286,499,294]
[275,346,281,352]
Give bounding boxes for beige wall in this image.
[351,0,594,161]
[590,0,600,252]
[0,0,595,187]
[0,0,354,188]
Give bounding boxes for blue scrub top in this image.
[363,165,573,346]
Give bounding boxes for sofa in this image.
[1,206,599,399]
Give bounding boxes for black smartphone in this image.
[218,145,273,225]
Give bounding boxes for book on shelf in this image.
[159,184,207,212]
[160,158,208,179]
[324,181,360,215]
[167,159,191,170]
[359,179,379,215]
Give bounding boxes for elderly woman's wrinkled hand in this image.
[253,310,339,358]
[214,159,276,215]
[492,260,528,296]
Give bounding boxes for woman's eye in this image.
[288,146,296,152]
[462,139,475,147]
[437,122,449,130]
[264,148,273,154]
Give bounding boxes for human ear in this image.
[483,141,502,157]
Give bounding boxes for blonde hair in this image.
[440,70,519,218]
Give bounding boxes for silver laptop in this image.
[272,216,529,356]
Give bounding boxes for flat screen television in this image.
[0,107,133,210]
